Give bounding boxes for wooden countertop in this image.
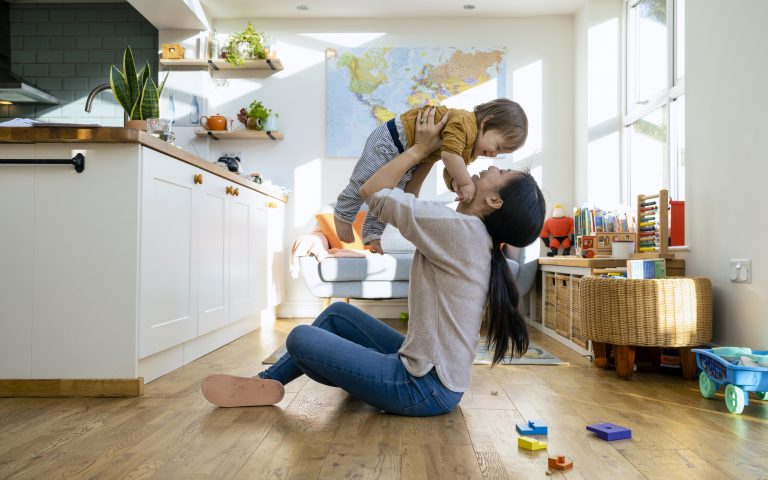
[0,127,288,202]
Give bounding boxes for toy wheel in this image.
[699,372,717,398]
[724,384,746,414]
[756,392,768,400]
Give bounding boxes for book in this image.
[627,259,666,279]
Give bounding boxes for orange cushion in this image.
[315,211,367,250]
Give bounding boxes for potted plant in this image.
[237,100,277,131]
[110,46,168,130]
[222,22,267,67]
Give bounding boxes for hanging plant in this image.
[223,22,267,67]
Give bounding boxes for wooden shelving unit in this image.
[160,58,284,71]
[210,59,283,70]
[194,129,284,140]
[158,59,210,69]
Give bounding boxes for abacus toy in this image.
[634,189,675,259]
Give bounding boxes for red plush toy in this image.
[540,203,574,257]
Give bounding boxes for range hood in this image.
[0,0,60,105]
[0,69,60,104]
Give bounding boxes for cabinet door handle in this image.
[226,185,233,195]
[267,201,276,208]
[234,187,239,196]
[193,173,203,184]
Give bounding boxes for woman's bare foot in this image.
[334,217,355,243]
[201,374,285,407]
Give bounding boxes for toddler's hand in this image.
[456,182,476,204]
[366,239,384,255]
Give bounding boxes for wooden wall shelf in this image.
[194,129,284,140]
[158,59,210,68]
[160,59,284,71]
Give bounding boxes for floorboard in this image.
[1,317,766,479]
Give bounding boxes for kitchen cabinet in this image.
[0,129,287,388]
[139,152,269,358]
[139,148,199,357]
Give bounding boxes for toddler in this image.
[334,99,528,253]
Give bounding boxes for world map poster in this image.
[326,47,507,157]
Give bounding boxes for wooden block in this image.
[548,455,573,470]
[586,423,632,441]
[518,436,548,451]
[516,420,548,435]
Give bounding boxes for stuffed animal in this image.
[540,204,574,257]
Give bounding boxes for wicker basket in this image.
[553,274,571,337]
[544,273,557,330]
[579,277,713,347]
[534,272,543,324]
[570,276,588,349]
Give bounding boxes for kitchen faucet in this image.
[84,83,111,112]
[85,83,129,121]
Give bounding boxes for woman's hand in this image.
[412,107,448,155]
[359,107,448,201]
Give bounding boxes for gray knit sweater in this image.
[367,188,492,392]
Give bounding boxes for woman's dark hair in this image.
[475,99,528,151]
[483,171,546,364]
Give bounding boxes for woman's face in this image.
[472,166,520,197]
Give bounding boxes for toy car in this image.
[693,348,768,414]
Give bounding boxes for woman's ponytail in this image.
[483,170,546,364]
[485,245,528,364]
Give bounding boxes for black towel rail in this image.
[0,153,85,173]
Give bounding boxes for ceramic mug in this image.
[247,115,278,131]
[262,114,278,131]
[200,114,227,131]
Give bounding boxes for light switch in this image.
[730,259,751,283]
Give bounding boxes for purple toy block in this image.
[586,423,632,441]
[516,420,548,435]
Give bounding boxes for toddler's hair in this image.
[475,99,528,152]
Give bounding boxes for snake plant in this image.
[110,46,168,120]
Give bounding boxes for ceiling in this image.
[197,0,585,19]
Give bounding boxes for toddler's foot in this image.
[334,217,355,243]
[201,374,285,407]
[366,239,384,255]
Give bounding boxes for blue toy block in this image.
[516,420,548,435]
[586,423,632,441]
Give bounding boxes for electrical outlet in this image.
[729,258,751,283]
[221,151,243,162]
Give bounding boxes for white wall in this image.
[687,1,768,348]
[164,17,576,317]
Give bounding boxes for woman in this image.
[202,108,546,416]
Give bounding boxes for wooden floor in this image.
[2,317,767,480]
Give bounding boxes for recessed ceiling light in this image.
[463,4,476,10]
[296,4,309,11]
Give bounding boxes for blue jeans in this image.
[259,302,463,417]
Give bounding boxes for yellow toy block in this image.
[518,436,548,451]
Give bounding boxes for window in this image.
[624,0,684,204]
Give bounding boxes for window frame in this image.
[622,0,685,205]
